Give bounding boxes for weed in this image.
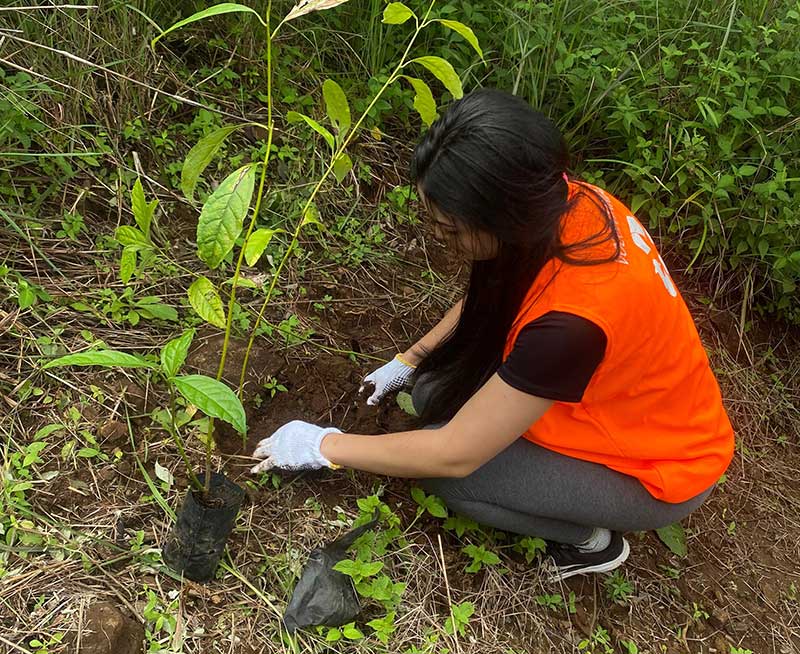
[579,626,614,654]
[534,593,564,611]
[462,543,501,573]
[444,601,474,637]
[604,570,635,604]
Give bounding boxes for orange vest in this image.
[504,182,734,503]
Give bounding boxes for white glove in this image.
[250,420,341,474]
[359,354,416,406]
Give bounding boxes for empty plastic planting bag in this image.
[283,515,380,632]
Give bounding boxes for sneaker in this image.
[545,531,630,581]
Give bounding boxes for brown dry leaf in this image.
[284,0,350,23]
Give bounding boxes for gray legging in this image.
[412,377,713,544]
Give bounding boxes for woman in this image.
[250,89,734,580]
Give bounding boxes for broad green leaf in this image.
[436,19,483,60]
[131,178,157,238]
[188,276,226,328]
[738,164,758,177]
[172,374,247,433]
[412,56,463,99]
[161,329,195,378]
[244,228,278,266]
[181,125,241,201]
[322,79,351,135]
[301,203,322,228]
[197,164,255,269]
[152,3,266,48]
[284,0,350,23]
[286,111,335,150]
[120,246,136,284]
[383,2,414,24]
[115,225,150,250]
[396,391,417,416]
[656,522,687,557]
[332,152,353,183]
[42,350,156,370]
[17,281,35,309]
[402,75,437,126]
[136,302,178,322]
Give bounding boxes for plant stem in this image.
[168,387,203,492]
[238,13,430,391]
[203,2,275,492]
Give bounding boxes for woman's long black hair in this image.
[411,89,620,425]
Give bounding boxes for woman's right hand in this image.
[359,354,417,405]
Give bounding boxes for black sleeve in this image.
[497,311,607,402]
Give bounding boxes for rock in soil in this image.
[73,602,144,654]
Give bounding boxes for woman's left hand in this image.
[250,420,341,474]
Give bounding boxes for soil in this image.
[9,212,799,653]
[67,602,144,654]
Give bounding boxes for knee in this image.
[419,476,464,505]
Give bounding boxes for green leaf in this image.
[17,281,36,309]
[382,2,414,24]
[656,522,687,557]
[197,164,255,269]
[188,276,226,328]
[77,448,101,458]
[120,246,136,284]
[136,302,178,322]
[332,152,353,183]
[152,3,266,48]
[181,125,241,200]
[426,496,448,518]
[412,56,463,99]
[115,225,150,250]
[131,177,157,237]
[436,19,483,60]
[286,111,335,150]
[402,76,437,126]
[301,203,322,228]
[322,79,351,135]
[42,350,156,370]
[172,374,247,433]
[396,391,417,416]
[160,329,195,377]
[244,228,278,266]
[738,164,758,177]
[342,623,363,640]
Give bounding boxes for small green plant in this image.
[262,376,287,398]
[513,535,546,563]
[323,622,364,642]
[692,602,710,622]
[442,513,479,537]
[604,570,635,604]
[444,601,474,637]
[620,639,639,654]
[534,593,563,611]
[28,633,65,654]
[411,487,448,518]
[729,647,753,654]
[579,626,614,654]
[41,328,245,492]
[462,543,501,573]
[57,210,84,240]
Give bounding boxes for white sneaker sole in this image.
[547,537,631,582]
